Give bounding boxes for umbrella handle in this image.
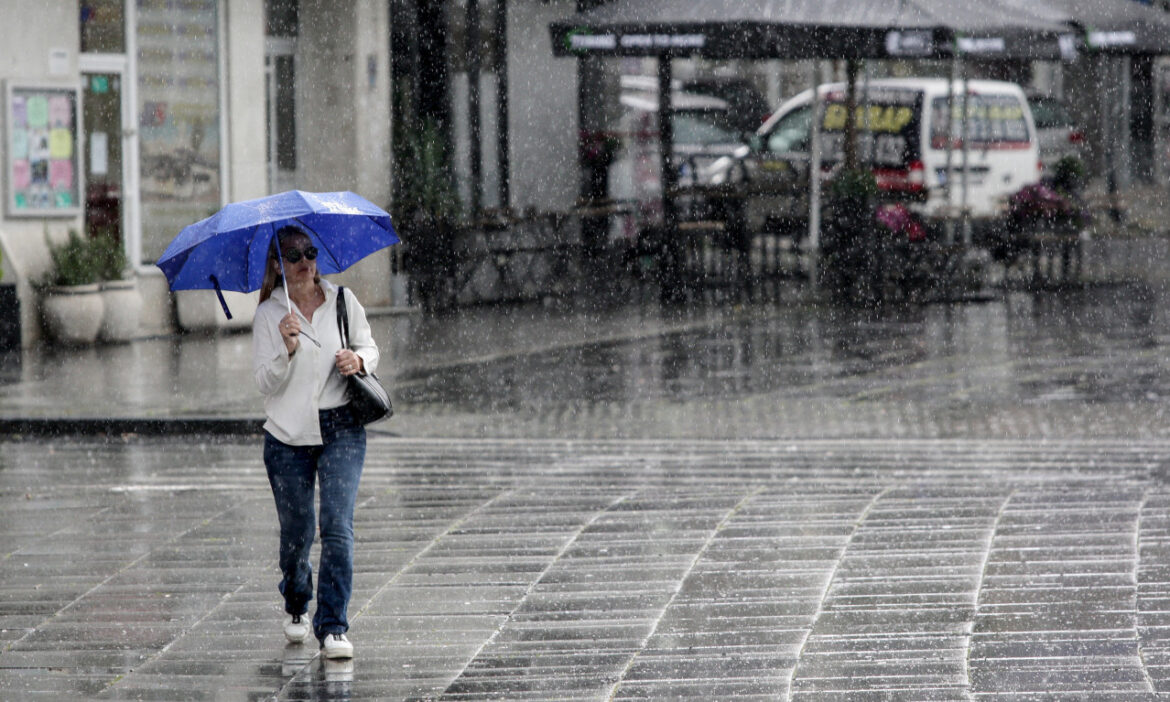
[275,246,321,347]
[209,275,232,320]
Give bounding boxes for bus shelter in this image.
[550,0,1072,275]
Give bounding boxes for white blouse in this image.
[252,279,380,445]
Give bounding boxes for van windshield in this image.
[929,94,1031,148]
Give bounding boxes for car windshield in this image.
[672,110,740,147]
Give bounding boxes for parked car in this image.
[701,77,1043,238]
[679,77,772,133]
[609,88,745,232]
[619,74,771,133]
[1026,91,1086,174]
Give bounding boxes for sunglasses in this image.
[281,246,318,263]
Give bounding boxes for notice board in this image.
[5,82,82,217]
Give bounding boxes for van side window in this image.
[930,94,1031,148]
[766,105,812,153]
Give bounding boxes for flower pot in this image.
[99,279,142,343]
[42,284,104,345]
[0,284,19,351]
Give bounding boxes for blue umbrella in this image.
[156,190,400,323]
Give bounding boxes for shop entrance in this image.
[82,70,124,243]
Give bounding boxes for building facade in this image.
[0,0,579,348]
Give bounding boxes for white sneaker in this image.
[321,633,354,659]
[284,613,310,643]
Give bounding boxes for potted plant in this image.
[39,229,104,345]
[989,178,1089,267]
[393,117,463,310]
[819,168,878,302]
[0,245,19,351]
[92,232,141,343]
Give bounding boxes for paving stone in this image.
[5,437,1170,699]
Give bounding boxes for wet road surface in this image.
[6,283,1170,699]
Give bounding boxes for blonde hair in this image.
[259,226,320,303]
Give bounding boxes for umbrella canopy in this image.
[550,0,1074,61]
[156,190,399,318]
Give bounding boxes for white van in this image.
[703,78,1041,234]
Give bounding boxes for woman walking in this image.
[252,225,379,659]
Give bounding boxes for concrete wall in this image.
[0,1,85,347]
[296,0,393,307]
[507,0,579,214]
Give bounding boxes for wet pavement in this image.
[6,280,1170,699]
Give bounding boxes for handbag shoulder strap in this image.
[335,285,351,350]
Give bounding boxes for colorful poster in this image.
[26,96,48,127]
[28,129,49,160]
[10,129,28,159]
[6,84,80,216]
[11,96,26,126]
[48,96,71,127]
[12,160,30,190]
[49,128,72,158]
[49,159,73,190]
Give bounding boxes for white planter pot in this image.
[99,279,143,343]
[42,284,104,345]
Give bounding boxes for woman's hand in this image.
[279,313,301,355]
[336,349,364,377]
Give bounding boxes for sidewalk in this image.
[1083,177,1170,237]
[0,288,797,436]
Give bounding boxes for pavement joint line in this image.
[3,491,258,663]
[605,486,765,700]
[963,489,1016,700]
[10,438,1170,697]
[298,489,514,701]
[439,492,633,700]
[786,487,889,695]
[108,497,286,695]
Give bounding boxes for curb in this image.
[0,417,265,438]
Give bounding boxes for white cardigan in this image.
[252,280,379,445]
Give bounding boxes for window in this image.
[136,0,221,262]
[766,106,812,153]
[1028,95,1074,130]
[930,94,1031,147]
[80,0,125,54]
[672,110,740,147]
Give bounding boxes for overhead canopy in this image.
[550,0,1075,62]
[1013,0,1170,55]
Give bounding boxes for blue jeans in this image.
[264,406,365,642]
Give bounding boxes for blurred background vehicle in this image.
[609,84,746,234]
[700,78,1043,239]
[677,77,772,133]
[1026,91,1087,175]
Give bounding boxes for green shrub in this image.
[44,230,102,287]
[91,233,128,281]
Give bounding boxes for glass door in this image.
[82,71,124,242]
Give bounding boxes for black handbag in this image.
[336,287,393,425]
